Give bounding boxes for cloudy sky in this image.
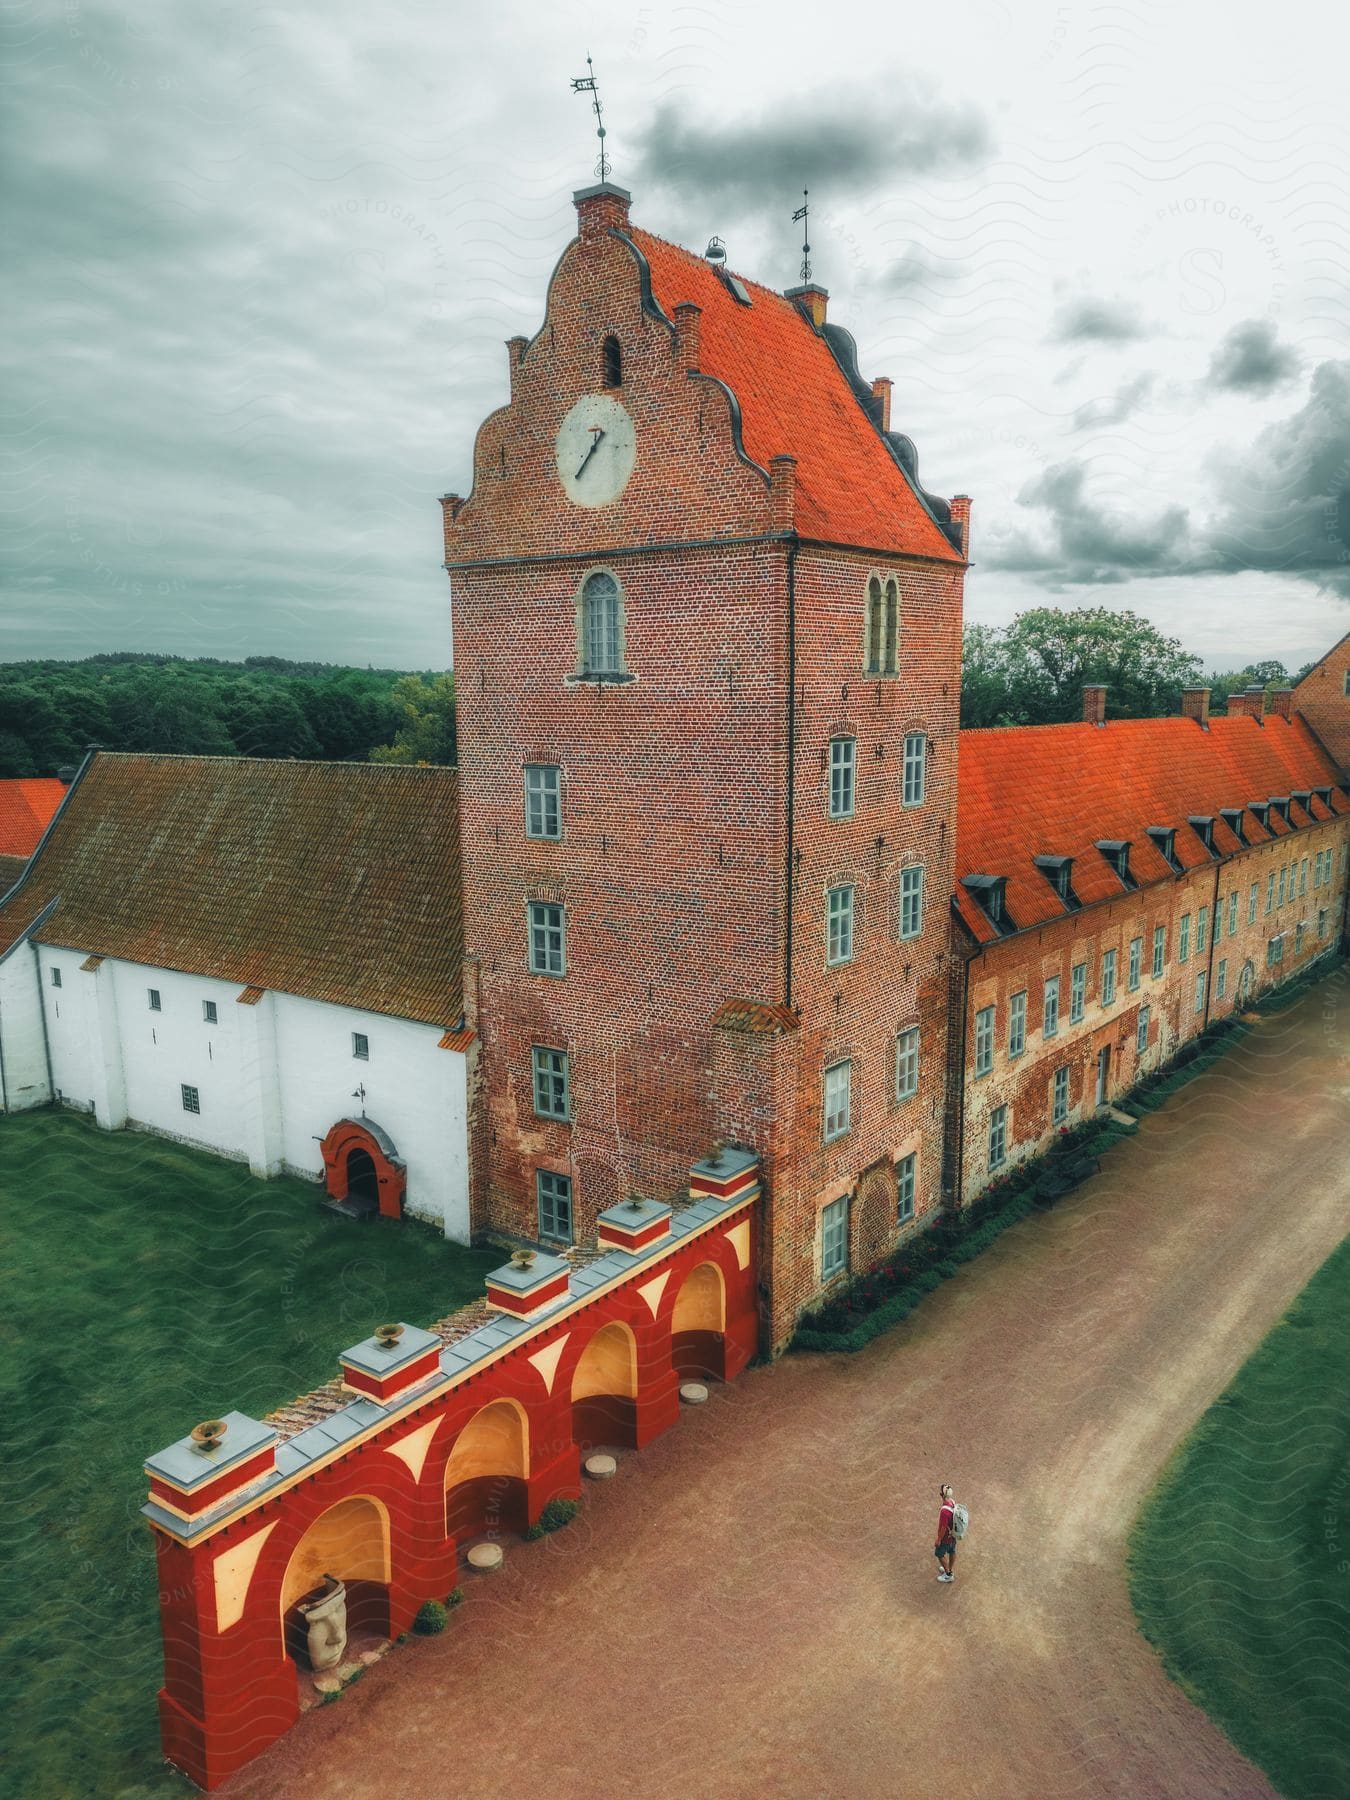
[4,0,1348,673]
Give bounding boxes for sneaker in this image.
[937,1572,953,1582]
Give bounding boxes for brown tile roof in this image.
[712,998,799,1035]
[0,753,463,1027]
[0,853,28,894]
[956,714,1348,943]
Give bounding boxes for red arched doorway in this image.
[319,1118,406,1221]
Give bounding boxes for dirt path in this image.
[235,974,1350,1800]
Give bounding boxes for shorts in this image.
[935,1537,956,1559]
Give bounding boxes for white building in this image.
[0,753,472,1241]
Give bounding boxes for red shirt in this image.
[937,1500,955,1545]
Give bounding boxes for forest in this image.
[0,612,1314,777]
[0,654,456,775]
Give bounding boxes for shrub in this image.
[446,1587,464,1609]
[413,1600,448,1635]
[524,1497,580,1541]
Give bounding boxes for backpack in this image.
[952,1503,970,1540]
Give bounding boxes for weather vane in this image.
[793,188,811,283]
[570,54,609,183]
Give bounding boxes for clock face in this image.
[555,393,637,508]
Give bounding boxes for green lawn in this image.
[1129,1235,1350,1800]
[0,1107,496,1798]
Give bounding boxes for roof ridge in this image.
[628,225,792,308]
[88,750,456,774]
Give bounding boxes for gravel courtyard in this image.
[236,971,1350,1800]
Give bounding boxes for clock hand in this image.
[574,428,607,479]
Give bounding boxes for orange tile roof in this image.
[956,715,1347,943]
[0,754,463,1027]
[0,778,67,856]
[630,230,962,563]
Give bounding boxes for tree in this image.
[960,608,1203,726]
[1204,660,1291,708]
[960,624,1018,729]
[369,673,457,765]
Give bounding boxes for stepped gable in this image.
[0,752,463,1026]
[1292,629,1350,775]
[0,777,67,857]
[956,714,1348,943]
[630,228,961,563]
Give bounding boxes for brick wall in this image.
[769,546,963,1344]
[1293,635,1350,777]
[446,188,968,1348]
[958,815,1350,1198]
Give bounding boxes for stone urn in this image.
[300,1575,348,1672]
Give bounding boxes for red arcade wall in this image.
[143,1157,760,1790]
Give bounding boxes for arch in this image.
[578,568,625,678]
[319,1117,406,1221]
[671,1260,727,1381]
[865,576,883,673]
[571,1318,639,1451]
[1238,959,1255,1002]
[882,578,899,673]
[602,334,623,388]
[279,1494,390,1663]
[443,1398,530,1540]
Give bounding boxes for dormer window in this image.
[962,873,1014,935]
[1033,855,1079,911]
[1313,786,1333,811]
[1145,826,1182,873]
[1188,815,1216,855]
[1269,796,1292,827]
[1097,839,1137,890]
[1220,807,1247,844]
[1291,791,1312,817]
[602,335,622,388]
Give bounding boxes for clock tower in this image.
[444,181,968,1350]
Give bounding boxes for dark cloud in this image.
[992,366,1350,599]
[1072,372,1154,431]
[1206,318,1299,393]
[1198,360,1350,594]
[634,82,990,211]
[1050,298,1149,343]
[988,461,1190,583]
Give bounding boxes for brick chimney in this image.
[870,377,892,432]
[1225,690,1249,718]
[440,492,465,557]
[673,301,702,372]
[949,495,972,559]
[574,181,631,242]
[785,282,829,328]
[769,454,797,533]
[1268,686,1294,720]
[1082,685,1107,726]
[1181,686,1210,727]
[1245,683,1267,715]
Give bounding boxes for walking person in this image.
[935,1483,959,1582]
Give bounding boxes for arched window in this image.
[602,335,622,388]
[581,570,624,676]
[883,578,899,674]
[864,576,899,675]
[865,577,883,673]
